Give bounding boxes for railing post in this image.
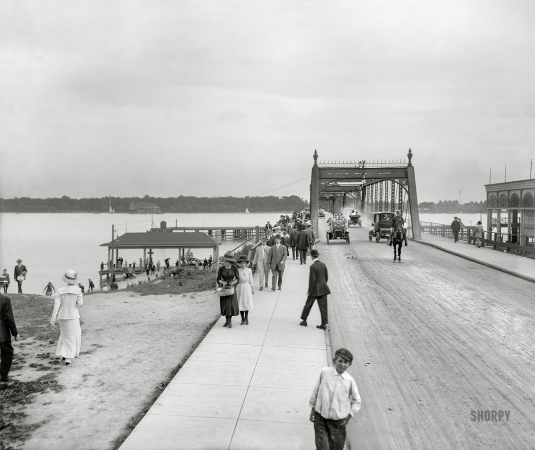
[255,226,260,243]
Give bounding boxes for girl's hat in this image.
[222,253,236,263]
[62,269,78,285]
[237,255,249,264]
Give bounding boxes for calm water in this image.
[0,212,288,295]
[0,211,487,295]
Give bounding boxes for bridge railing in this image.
[420,222,535,257]
[150,226,269,241]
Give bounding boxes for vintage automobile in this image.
[348,212,362,227]
[318,208,325,218]
[369,211,395,243]
[326,217,350,244]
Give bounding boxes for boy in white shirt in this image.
[309,348,361,450]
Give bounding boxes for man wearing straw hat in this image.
[0,287,19,388]
[268,234,287,291]
[14,259,28,294]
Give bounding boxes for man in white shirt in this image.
[309,348,361,450]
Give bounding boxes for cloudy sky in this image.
[1,0,534,202]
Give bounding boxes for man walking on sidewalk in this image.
[300,249,330,330]
[451,216,461,243]
[268,235,287,291]
[253,238,270,291]
[0,290,19,388]
[297,227,311,265]
[289,226,299,260]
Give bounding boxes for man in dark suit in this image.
[268,235,287,291]
[0,292,19,388]
[297,228,311,265]
[289,227,299,260]
[13,259,28,294]
[451,217,461,243]
[300,249,330,330]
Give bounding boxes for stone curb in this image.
[412,239,535,284]
[325,325,333,367]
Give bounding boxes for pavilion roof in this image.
[100,232,217,249]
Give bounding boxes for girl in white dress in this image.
[236,255,254,325]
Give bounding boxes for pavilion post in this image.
[143,248,146,268]
[110,225,115,285]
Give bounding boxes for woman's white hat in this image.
[62,269,78,285]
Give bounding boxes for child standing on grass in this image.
[309,348,361,450]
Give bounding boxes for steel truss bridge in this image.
[309,149,421,239]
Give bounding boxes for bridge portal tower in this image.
[310,149,421,239]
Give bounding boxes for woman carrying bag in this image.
[51,269,83,365]
[217,255,239,328]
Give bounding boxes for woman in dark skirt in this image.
[217,255,240,328]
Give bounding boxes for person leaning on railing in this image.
[474,221,484,248]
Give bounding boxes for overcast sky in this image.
[1,0,534,203]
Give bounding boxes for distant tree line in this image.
[0,195,308,213]
[418,200,486,214]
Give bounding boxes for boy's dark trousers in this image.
[291,246,298,259]
[314,411,347,450]
[0,340,14,382]
[299,249,307,264]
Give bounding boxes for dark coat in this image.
[281,235,291,247]
[289,229,299,247]
[0,294,18,343]
[14,264,27,281]
[308,260,331,297]
[451,220,461,232]
[297,230,310,250]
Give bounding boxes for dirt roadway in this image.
[320,222,535,450]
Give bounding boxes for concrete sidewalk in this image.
[416,233,535,282]
[120,258,329,450]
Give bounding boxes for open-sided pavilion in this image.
[100,232,218,275]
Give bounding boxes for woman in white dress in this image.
[236,255,254,325]
[51,269,83,365]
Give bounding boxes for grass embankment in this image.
[0,294,63,450]
[124,268,217,296]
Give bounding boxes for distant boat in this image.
[109,196,115,213]
[245,208,250,214]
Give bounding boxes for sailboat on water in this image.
[109,196,115,213]
[245,208,249,214]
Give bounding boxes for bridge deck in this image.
[319,219,535,450]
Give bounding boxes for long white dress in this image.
[236,267,254,311]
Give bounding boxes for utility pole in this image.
[490,168,492,184]
[505,165,507,182]
[530,159,532,179]
[110,224,115,288]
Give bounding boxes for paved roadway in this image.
[319,218,535,450]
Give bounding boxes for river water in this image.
[0,211,486,294]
